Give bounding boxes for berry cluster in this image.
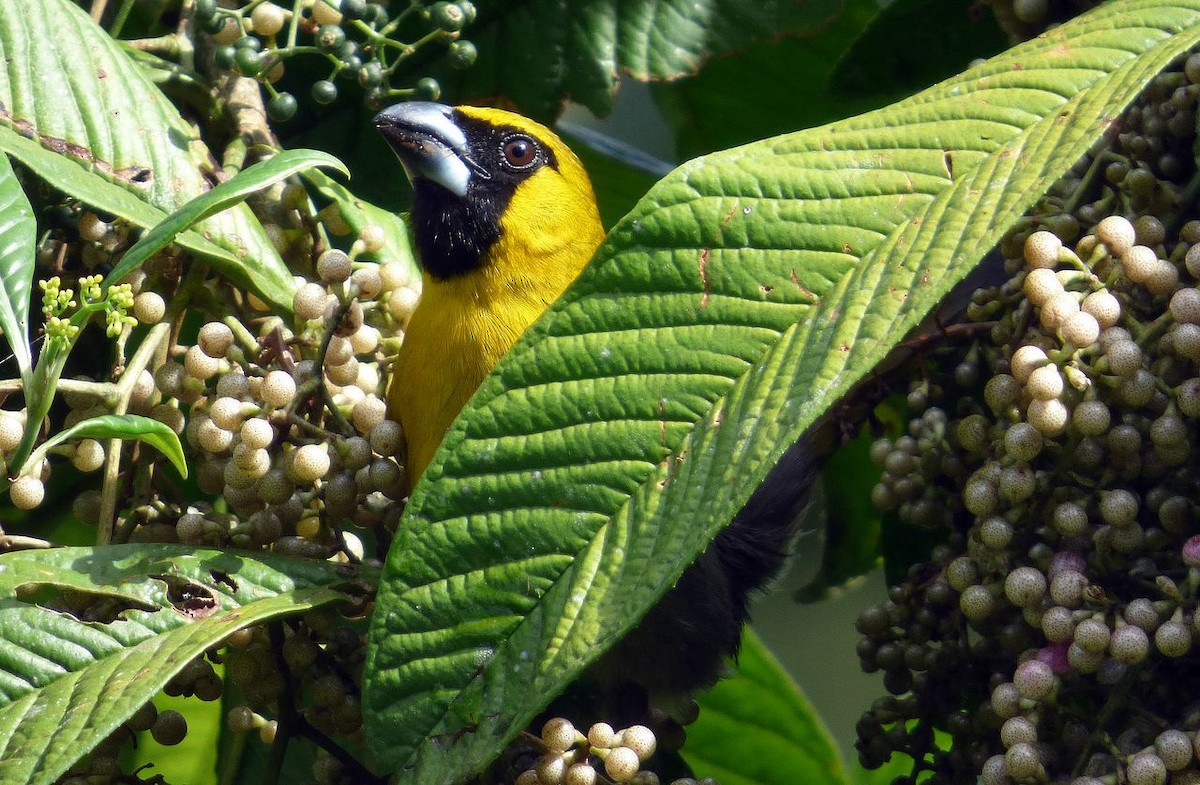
[514,718,713,785]
[194,0,477,118]
[856,54,1200,785]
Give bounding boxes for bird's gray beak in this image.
[374,101,489,197]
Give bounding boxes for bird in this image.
[374,101,801,742]
[375,102,605,487]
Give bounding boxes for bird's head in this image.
[374,102,602,283]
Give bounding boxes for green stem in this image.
[109,0,136,38]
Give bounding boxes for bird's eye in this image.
[502,136,538,169]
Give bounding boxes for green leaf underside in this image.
[683,628,847,785]
[0,0,293,313]
[302,169,419,271]
[365,5,1200,782]
[35,414,188,478]
[104,149,348,287]
[457,0,844,118]
[0,152,33,384]
[0,545,366,785]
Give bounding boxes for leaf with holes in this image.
[0,545,371,785]
[0,0,293,312]
[363,4,1200,782]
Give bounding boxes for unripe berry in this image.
[620,726,657,761]
[1039,292,1080,329]
[1013,658,1055,701]
[1005,567,1047,608]
[291,444,331,483]
[1024,231,1062,269]
[960,584,995,621]
[1023,267,1063,308]
[1026,364,1063,400]
[10,475,44,510]
[985,374,1021,414]
[1171,287,1200,323]
[1074,618,1110,652]
[199,321,235,358]
[1004,741,1040,779]
[1027,398,1068,436]
[134,291,166,324]
[1108,624,1149,664]
[317,249,352,284]
[1000,716,1037,748]
[604,747,640,782]
[1049,570,1088,608]
[1155,729,1193,770]
[1155,620,1192,657]
[1082,289,1121,328]
[1096,216,1135,256]
[1011,345,1048,384]
[294,282,329,320]
[1123,244,1159,283]
[1072,400,1111,437]
[588,722,617,749]
[1146,261,1180,295]
[261,370,297,408]
[1127,753,1167,785]
[151,710,188,745]
[565,764,597,785]
[1099,489,1138,527]
[542,717,577,753]
[184,345,221,381]
[1060,310,1100,347]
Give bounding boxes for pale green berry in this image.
[199,321,235,358]
[10,475,44,509]
[620,726,657,761]
[261,370,297,408]
[1005,566,1047,608]
[1060,310,1100,347]
[1109,624,1149,664]
[604,747,641,783]
[1049,570,1088,607]
[1000,716,1037,748]
[1005,742,1040,779]
[960,584,995,620]
[1095,215,1135,256]
[1155,730,1193,770]
[1127,753,1167,785]
[1123,244,1159,283]
[1011,344,1048,384]
[1052,502,1089,537]
[1082,289,1121,328]
[291,444,331,483]
[1146,261,1180,296]
[1027,398,1068,436]
[1024,231,1062,269]
[542,717,577,753]
[1027,364,1064,400]
[294,282,329,320]
[1099,489,1138,527]
[1069,401,1109,437]
[1023,268,1063,306]
[1040,292,1080,329]
[1075,619,1110,652]
[1171,287,1200,323]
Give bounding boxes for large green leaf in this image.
[0,0,294,313]
[656,0,1006,159]
[364,4,1200,782]
[0,152,33,386]
[684,628,848,785]
[452,0,843,118]
[0,545,368,785]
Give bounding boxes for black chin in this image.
[410,178,503,280]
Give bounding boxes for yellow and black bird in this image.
[375,102,605,485]
[375,102,798,729]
